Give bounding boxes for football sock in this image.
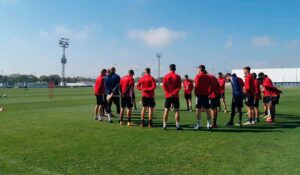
[163,122,167,127]
[213,118,217,125]
[149,119,152,126]
[108,114,112,121]
[197,120,201,127]
[176,122,180,128]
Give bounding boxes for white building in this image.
[232,68,300,86]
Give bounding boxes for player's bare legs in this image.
[95,105,100,120]
[211,108,218,128]
[174,108,180,129]
[140,107,147,127]
[119,107,125,125]
[148,107,154,127]
[127,108,134,126]
[221,97,227,112]
[163,108,169,129]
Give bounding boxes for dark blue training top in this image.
[104,73,120,95]
[231,77,243,97]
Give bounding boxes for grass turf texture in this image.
[0,87,299,175]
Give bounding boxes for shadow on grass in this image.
[106,112,300,133]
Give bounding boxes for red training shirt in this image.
[218,77,226,94]
[238,77,244,88]
[137,74,157,98]
[208,74,221,99]
[253,79,261,99]
[244,74,255,97]
[262,77,275,97]
[183,79,194,95]
[162,71,182,98]
[120,75,135,97]
[194,72,212,96]
[94,75,105,95]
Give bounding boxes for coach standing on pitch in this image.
[162,64,182,130]
[111,67,121,114]
[104,68,120,123]
[225,73,244,127]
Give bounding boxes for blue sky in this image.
[1,0,300,78]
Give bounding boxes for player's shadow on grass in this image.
[210,114,300,133]
[111,112,300,132]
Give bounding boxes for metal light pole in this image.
[59,38,69,87]
[156,52,162,86]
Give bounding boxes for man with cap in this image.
[183,75,194,112]
[162,64,182,130]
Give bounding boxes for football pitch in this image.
[0,87,299,175]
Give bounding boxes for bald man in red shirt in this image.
[162,64,182,130]
[137,68,157,128]
[119,70,135,126]
[94,69,107,121]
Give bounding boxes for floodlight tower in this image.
[156,52,162,86]
[59,38,69,87]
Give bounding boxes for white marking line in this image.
[0,155,62,175]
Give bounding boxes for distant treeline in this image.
[0,74,95,87]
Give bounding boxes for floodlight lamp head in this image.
[156,52,162,58]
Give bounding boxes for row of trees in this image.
[0,74,95,86]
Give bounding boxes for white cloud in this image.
[128,27,186,48]
[55,25,93,40]
[225,36,233,48]
[251,36,273,47]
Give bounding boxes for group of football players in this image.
[94,64,282,130]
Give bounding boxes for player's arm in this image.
[194,76,199,96]
[244,77,250,94]
[136,79,143,91]
[162,77,171,94]
[172,77,182,96]
[145,77,157,92]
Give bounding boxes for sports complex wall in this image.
[232,68,300,87]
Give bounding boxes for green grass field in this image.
[0,87,299,175]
